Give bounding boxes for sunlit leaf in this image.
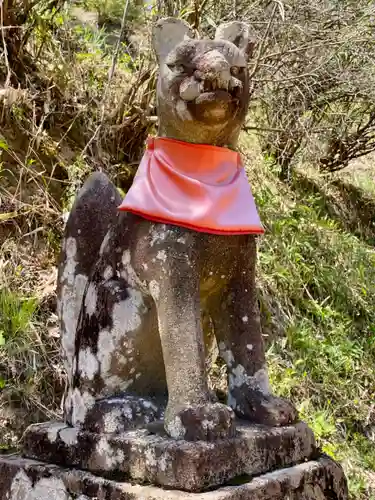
[0,212,17,222]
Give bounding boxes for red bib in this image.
[118,137,264,236]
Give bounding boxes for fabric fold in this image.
[118,137,264,236]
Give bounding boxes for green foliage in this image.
[0,290,38,392]
[0,278,63,446]
[243,136,375,499]
[82,0,144,25]
[0,290,38,344]
[63,157,92,213]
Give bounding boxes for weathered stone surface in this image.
[57,17,298,443]
[78,395,165,434]
[57,171,122,385]
[0,454,348,499]
[22,419,315,492]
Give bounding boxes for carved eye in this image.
[231,66,243,77]
[167,63,186,74]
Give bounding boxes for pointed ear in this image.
[215,21,256,60]
[152,17,194,63]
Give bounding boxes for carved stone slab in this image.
[0,455,348,499]
[22,420,315,492]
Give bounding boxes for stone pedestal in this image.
[0,455,348,500]
[0,418,348,499]
[21,419,315,492]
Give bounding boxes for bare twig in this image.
[249,4,278,80]
[0,0,11,86]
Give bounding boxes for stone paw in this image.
[82,395,165,434]
[164,402,236,441]
[230,389,298,427]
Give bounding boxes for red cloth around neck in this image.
[118,137,264,236]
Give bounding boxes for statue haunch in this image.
[57,18,297,441]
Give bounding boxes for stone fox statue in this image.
[57,18,297,441]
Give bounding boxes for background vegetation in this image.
[0,1,374,498]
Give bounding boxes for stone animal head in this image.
[153,18,256,148]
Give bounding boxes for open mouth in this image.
[202,78,242,98]
[195,90,232,105]
[178,78,242,123]
[188,90,236,123]
[179,77,242,106]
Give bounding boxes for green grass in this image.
[242,138,375,499]
[0,288,40,392]
[0,283,63,450]
[0,290,38,346]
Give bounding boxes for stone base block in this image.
[22,420,315,492]
[0,454,348,500]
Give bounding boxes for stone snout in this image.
[179,50,243,101]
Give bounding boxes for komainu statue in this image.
[57,17,297,441]
[0,18,348,500]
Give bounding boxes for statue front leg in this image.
[147,228,235,441]
[211,235,297,426]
